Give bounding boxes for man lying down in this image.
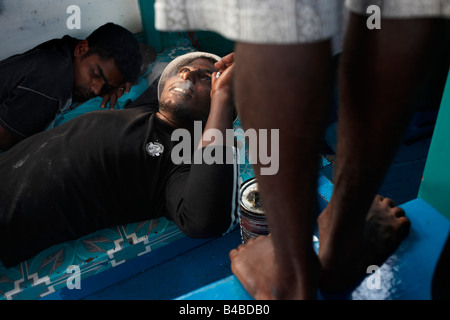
[0,52,239,268]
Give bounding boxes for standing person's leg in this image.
[230,15,446,299]
[230,41,334,300]
[318,13,445,292]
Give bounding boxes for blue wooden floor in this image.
[79,231,242,300]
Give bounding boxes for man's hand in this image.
[101,82,132,110]
[211,53,234,101]
[198,53,236,150]
[214,52,234,76]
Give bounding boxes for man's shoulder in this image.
[5,44,73,73]
[0,51,73,100]
[36,37,78,62]
[20,36,79,69]
[34,35,80,53]
[78,107,157,124]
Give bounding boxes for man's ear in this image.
[74,40,89,57]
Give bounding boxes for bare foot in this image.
[230,195,410,299]
[230,236,277,300]
[229,235,319,300]
[318,195,411,293]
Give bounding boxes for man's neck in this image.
[155,112,182,128]
[156,112,200,134]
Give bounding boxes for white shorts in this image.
[155,0,450,44]
[155,0,342,44]
[347,0,450,18]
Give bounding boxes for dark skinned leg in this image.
[230,41,334,300]
[318,14,444,292]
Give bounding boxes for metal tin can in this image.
[239,178,270,244]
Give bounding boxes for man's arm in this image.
[165,148,240,238]
[0,84,64,150]
[199,53,235,149]
[165,53,240,238]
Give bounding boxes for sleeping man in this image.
[0,23,142,150]
[0,52,239,268]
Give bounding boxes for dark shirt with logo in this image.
[0,107,239,268]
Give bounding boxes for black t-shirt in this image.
[0,107,239,268]
[0,36,79,140]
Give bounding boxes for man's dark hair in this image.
[86,23,142,84]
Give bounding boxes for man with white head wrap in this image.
[0,52,240,268]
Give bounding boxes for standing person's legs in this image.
[318,13,445,292]
[230,15,446,300]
